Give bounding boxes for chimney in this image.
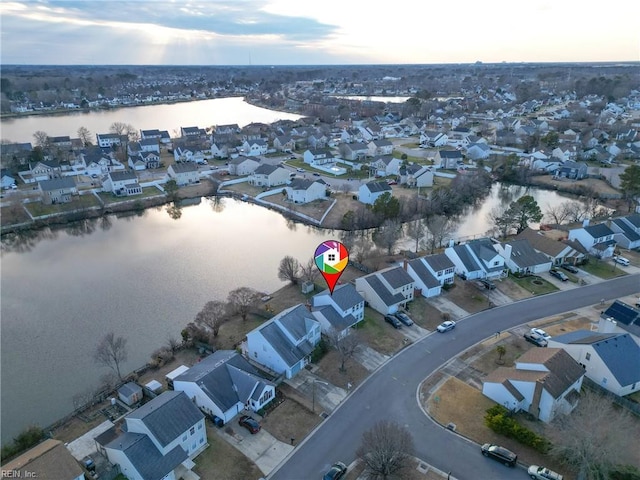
[403,260,408,271]
[504,244,512,260]
[582,218,590,228]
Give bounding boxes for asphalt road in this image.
[269,274,640,480]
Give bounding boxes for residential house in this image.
[214,124,240,136]
[307,131,328,149]
[180,126,206,138]
[598,300,640,346]
[465,142,491,160]
[494,239,553,275]
[1,142,32,166]
[1,169,16,189]
[368,139,393,156]
[419,130,447,147]
[273,135,296,152]
[99,391,205,480]
[82,150,121,176]
[128,151,160,171]
[168,163,199,186]
[515,227,585,265]
[173,140,209,164]
[556,160,588,180]
[140,129,163,140]
[96,133,126,148]
[342,142,369,161]
[248,164,289,188]
[103,171,142,196]
[228,156,261,176]
[311,284,365,338]
[354,266,414,315]
[401,164,433,188]
[210,140,232,159]
[445,238,506,280]
[39,177,77,204]
[285,178,327,204]
[551,146,577,162]
[29,160,61,181]
[241,139,268,157]
[358,181,392,205]
[435,149,463,169]
[568,220,616,259]
[405,254,455,298]
[49,135,73,149]
[482,348,584,422]
[447,127,471,147]
[369,155,402,177]
[139,138,160,153]
[303,148,334,166]
[609,214,640,249]
[548,331,640,397]
[246,304,321,379]
[0,439,84,480]
[173,350,275,423]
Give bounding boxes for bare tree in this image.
[109,122,128,136]
[195,300,229,337]
[356,420,415,480]
[77,126,92,146]
[227,287,261,321]
[166,336,181,353]
[326,328,361,373]
[278,255,301,285]
[32,130,49,148]
[424,215,457,253]
[372,219,402,255]
[94,332,128,381]
[299,258,319,284]
[405,218,425,253]
[544,202,571,225]
[550,389,638,480]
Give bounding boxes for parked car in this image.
[524,332,548,347]
[613,255,630,266]
[530,328,551,340]
[323,462,347,480]
[549,268,569,281]
[238,415,261,434]
[437,320,456,332]
[480,443,517,467]
[313,172,320,176]
[479,278,496,290]
[384,315,402,329]
[394,312,414,326]
[527,465,563,480]
[561,263,579,274]
[296,167,305,172]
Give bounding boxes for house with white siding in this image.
[311,284,365,338]
[445,238,506,280]
[358,181,392,205]
[568,220,616,259]
[609,214,640,249]
[354,266,414,315]
[241,139,268,156]
[494,239,553,275]
[248,164,290,187]
[404,253,455,298]
[103,171,142,196]
[168,163,199,186]
[228,156,261,176]
[285,178,327,204]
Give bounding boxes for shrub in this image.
[311,338,329,363]
[1,425,45,463]
[484,405,551,453]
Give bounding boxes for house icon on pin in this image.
[323,246,340,267]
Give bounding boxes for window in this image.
[192,441,197,450]
[585,352,591,361]
[200,437,204,444]
[198,422,203,430]
[190,426,195,435]
[254,351,257,358]
[182,434,187,441]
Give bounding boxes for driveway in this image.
[284,370,347,413]
[426,296,470,319]
[352,344,390,372]
[215,422,293,475]
[269,275,640,480]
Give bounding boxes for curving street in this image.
[269,274,640,480]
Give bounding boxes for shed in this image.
[145,380,163,395]
[166,365,189,390]
[117,382,142,406]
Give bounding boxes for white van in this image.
[613,256,630,266]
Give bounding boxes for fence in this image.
[582,377,640,416]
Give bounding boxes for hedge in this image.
[484,405,552,453]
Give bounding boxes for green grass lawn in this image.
[98,187,164,205]
[25,194,101,217]
[580,259,628,279]
[509,274,559,295]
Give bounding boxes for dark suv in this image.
[394,312,414,326]
[384,315,402,329]
[481,443,517,467]
[549,268,569,281]
[561,263,579,274]
[479,278,496,290]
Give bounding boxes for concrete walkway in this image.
[214,423,293,475]
[426,296,470,320]
[284,370,347,413]
[353,344,390,372]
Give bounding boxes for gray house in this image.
[39,177,77,204]
[556,160,588,180]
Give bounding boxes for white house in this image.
[368,139,393,156]
[482,348,585,423]
[405,253,455,298]
[401,165,434,188]
[445,238,506,280]
[39,177,77,204]
[248,164,290,187]
[285,178,327,204]
[303,148,334,166]
[494,239,553,275]
[311,284,365,338]
[1,169,16,189]
[246,304,321,379]
[369,155,402,177]
[354,266,414,315]
[548,331,640,397]
[609,214,640,250]
[228,156,261,176]
[241,139,268,156]
[103,171,142,196]
[99,391,205,480]
[568,220,616,259]
[96,133,126,148]
[173,350,275,423]
[168,163,199,186]
[358,181,392,205]
[435,149,463,169]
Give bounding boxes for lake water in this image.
[0,183,578,442]
[0,97,303,144]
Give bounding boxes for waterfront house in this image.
[311,284,365,338]
[445,238,506,280]
[246,304,321,379]
[494,239,553,275]
[39,177,77,204]
[358,181,392,205]
[354,266,414,315]
[609,214,640,249]
[285,178,327,204]
[568,220,616,259]
[241,138,268,157]
[515,227,585,265]
[598,301,640,346]
[103,171,142,196]
[248,164,289,188]
[1,439,84,480]
[228,156,261,176]
[168,163,199,186]
[369,155,402,177]
[173,350,275,423]
[180,126,206,138]
[404,253,455,298]
[96,133,126,149]
[556,160,588,180]
[482,348,584,423]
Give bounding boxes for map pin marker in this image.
[314,240,349,295]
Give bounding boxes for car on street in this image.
[481,443,517,467]
[479,278,496,290]
[561,263,579,274]
[527,465,563,480]
[549,268,569,281]
[524,331,548,347]
[394,312,414,326]
[238,415,261,434]
[384,315,402,329]
[313,172,320,176]
[436,320,456,332]
[296,167,305,172]
[530,328,551,340]
[323,462,347,480]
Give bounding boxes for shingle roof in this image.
[517,348,585,399]
[1,439,85,479]
[39,177,76,191]
[362,275,405,307]
[171,163,198,173]
[423,253,455,273]
[364,181,392,193]
[315,305,356,331]
[288,178,316,190]
[109,170,137,181]
[106,432,187,480]
[126,391,203,448]
[591,334,640,386]
[408,259,440,288]
[380,267,414,289]
[439,150,463,158]
[174,350,273,412]
[550,330,615,344]
[584,223,615,238]
[622,214,640,229]
[612,218,640,242]
[118,382,142,398]
[516,227,571,257]
[450,244,482,272]
[314,283,364,311]
[258,305,317,367]
[502,239,552,268]
[253,164,279,175]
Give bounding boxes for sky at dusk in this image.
[1,0,639,65]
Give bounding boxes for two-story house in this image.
[367,139,393,156]
[96,133,126,148]
[285,178,327,204]
[246,304,321,379]
[568,220,616,259]
[168,163,199,186]
[358,181,392,205]
[404,253,455,298]
[609,214,640,249]
[39,177,77,204]
[241,139,268,157]
[273,135,296,153]
[515,227,586,266]
[445,238,506,280]
[369,155,402,177]
[228,156,261,176]
[103,171,142,196]
[311,284,365,338]
[303,148,334,166]
[494,239,553,275]
[435,149,463,169]
[248,164,290,188]
[354,266,414,315]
